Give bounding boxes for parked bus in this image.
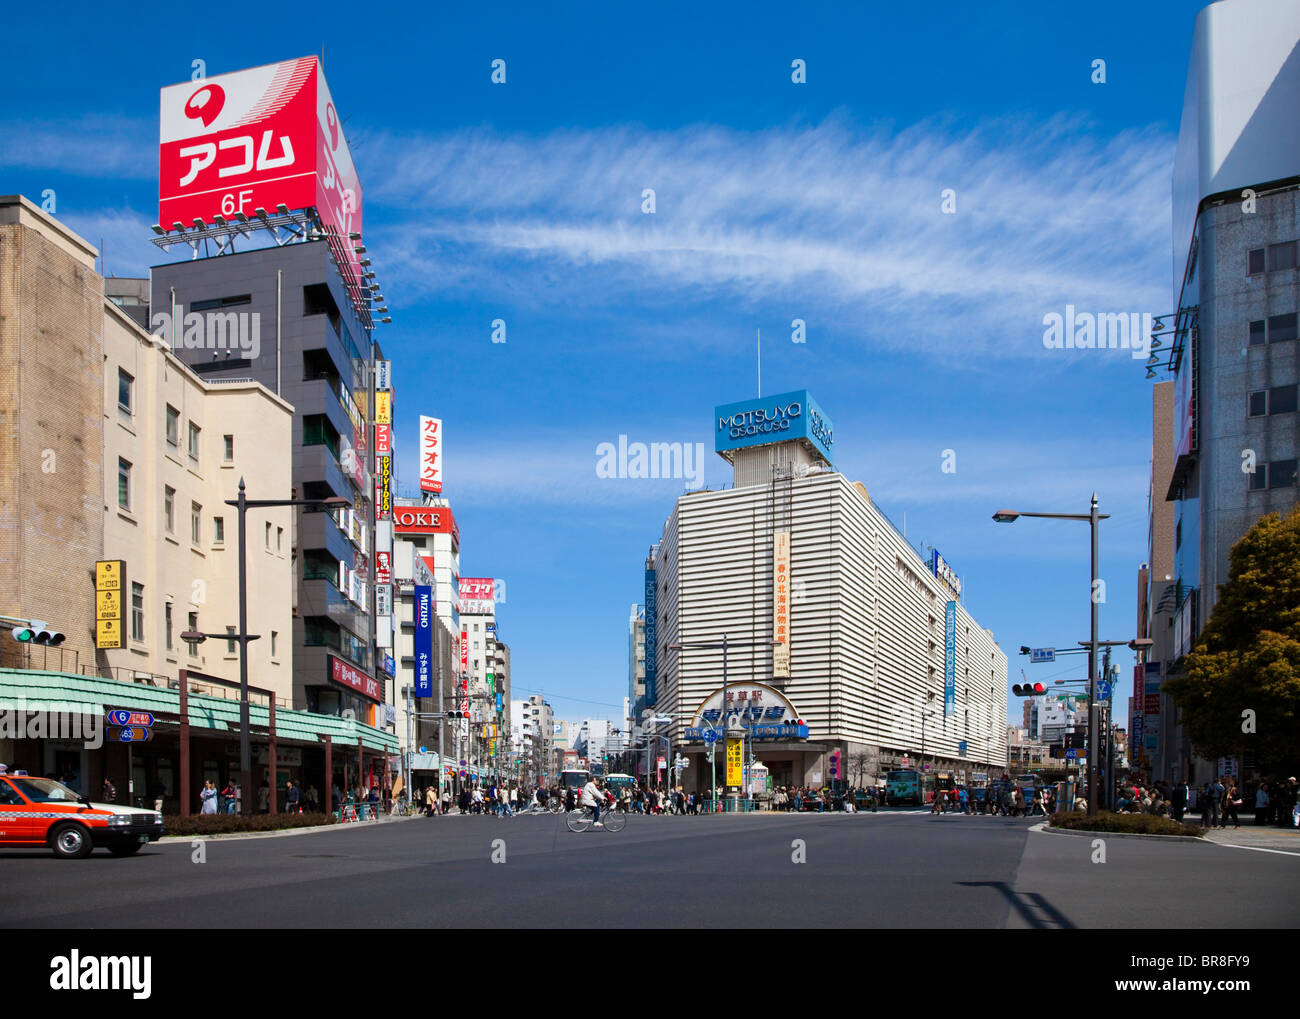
[885,768,933,806]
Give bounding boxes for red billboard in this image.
[392,505,458,546]
[159,57,363,286]
[330,655,382,703]
[459,578,495,614]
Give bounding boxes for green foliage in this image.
[1164,505,1300,770]
[163,812,337,837]
[1049,810,1203,837]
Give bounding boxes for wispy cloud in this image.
[0,116,156,179]
[362,114,1175,361]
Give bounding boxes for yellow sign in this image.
[95,589,121,619]
[375,391,392,425]
[725,738,743,786]
[95,560,125,591]
[95,560,127,648]
[95,618,123,649]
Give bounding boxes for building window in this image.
[276,526,283,551]
[1269,313,1298,344]
[1249,319,1267,346]
[271,631,278,658]
[214,516,225,544]
[117,369,133,413]
[1270,385,1298,415]
[191,502,202,544]
[131,582,144,642]
[1250,464,1268,491]
[164,486,175,532]
[1267,241,1297,273]
[1248,248,1266,275]
[225,626,237,654]
[1270,459,1298,489]
[187,612,199,656]
[224,434,234,461]
[165,602,173,651]
[1249,391,1268,417]
[1175,519,1182,550]
[191,294,251,311]
[188,422,201,463]
[117,458,131,509]
[266,521,272,549]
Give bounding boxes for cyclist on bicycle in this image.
[581,776,605,828]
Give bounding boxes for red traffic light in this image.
[1012,683,1046,696]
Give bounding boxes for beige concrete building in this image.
[1,194,295,706]
[1,196,107,674]
[101,298,294,704]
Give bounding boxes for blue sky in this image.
[2,0,1211,723]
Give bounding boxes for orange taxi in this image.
[0,773,165,858]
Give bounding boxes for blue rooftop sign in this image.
[714,389,834,465]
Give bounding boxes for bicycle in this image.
[389,799,412,817]
[567,803,625,833]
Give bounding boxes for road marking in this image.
[1209,842,1300,858]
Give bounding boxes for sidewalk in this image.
[1201,824,1300,855]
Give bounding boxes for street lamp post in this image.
[994,495,1108,815]
[185,479,349,816]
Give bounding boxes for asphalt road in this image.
[2,810,1296,928]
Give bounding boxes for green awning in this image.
[0,668,398,753]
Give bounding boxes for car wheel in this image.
[50,822,93,859]
[108,841,144,856]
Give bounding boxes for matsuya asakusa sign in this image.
[683,682,808,741]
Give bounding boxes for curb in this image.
[158,814,416,843]
[1039,823,1204,843]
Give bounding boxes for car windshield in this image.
[10,777,82,803]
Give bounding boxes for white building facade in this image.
[649,391,1008,792]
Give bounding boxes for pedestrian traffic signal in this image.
[11,622,66,646]
[1012,682,1045,696]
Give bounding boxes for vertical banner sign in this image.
[419,416,443,494]
[643,567,657,704]
[375,360,391,392]
[375,391,392,425]
[460,630,469,674]
[414,586,433,697]
[944,600,957,716]
[773,531,791,678]
[95,560,127,649]
[725,738,743,786]
[376,454,392,521]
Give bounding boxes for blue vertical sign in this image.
[644,567,657,706]
[414,585,433,697]
[944,600,957,716]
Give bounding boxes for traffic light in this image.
[1011,682,1045,696]
[11,622,66,646]
[446,710,467,720]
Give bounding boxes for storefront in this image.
[1,667,398,815]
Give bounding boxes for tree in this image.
[1164,504,1300,771]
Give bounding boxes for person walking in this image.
[1172,780,1188,822]
[200,779,218,815]
[1204,776,1225,828]
[101,777,117,803]
[1223,779,1242,828]
[286,779,301,814]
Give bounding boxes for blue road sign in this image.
[114,726,153,743]
[1030,648,1055,664]
[1098,680,1112,701]
[702,728,719,744]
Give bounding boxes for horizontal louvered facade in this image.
[652,470,1008,789]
